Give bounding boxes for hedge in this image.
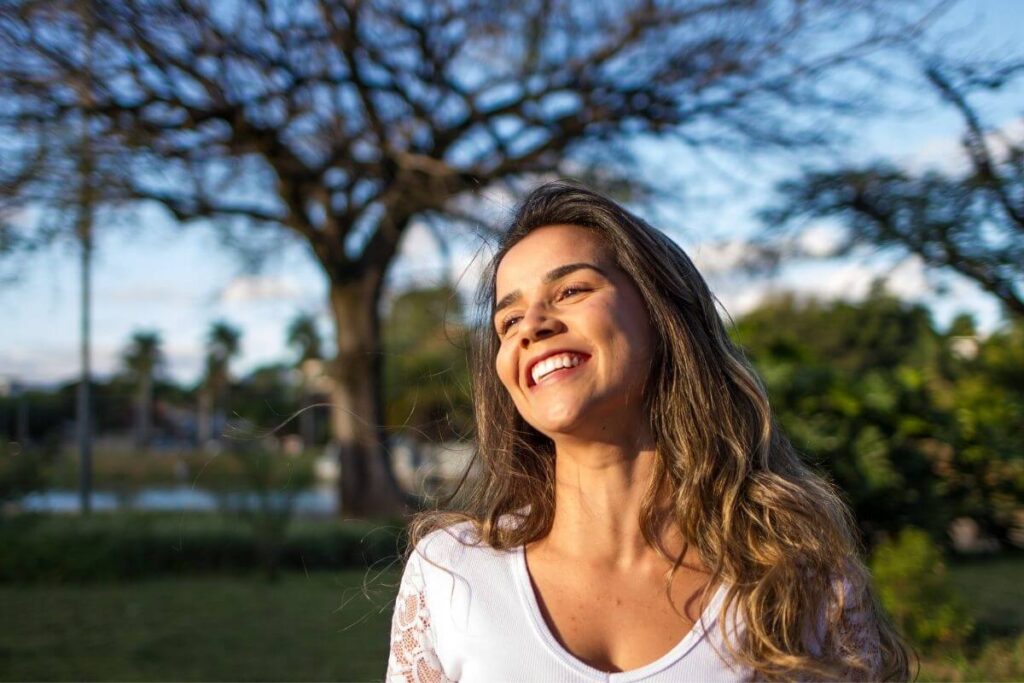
[0,512,404,582]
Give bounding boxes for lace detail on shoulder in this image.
[837,588,883,679]
[826,576,883,680]
[387,554,452,683]
[801,574,885,680]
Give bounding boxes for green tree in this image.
[0,441,46,510]
[870,527,973,649]
[121,330,163,449]
[734,286,1024,547]
[286,312,324,449]
[198,320,242,447]
[223,444,316,582]
[942,318,1024,545]
[382,284,471,444]
[733,284,952,543]
[286,313,323,366]
[230,363,302,441]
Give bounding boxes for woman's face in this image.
[493,224,655,442]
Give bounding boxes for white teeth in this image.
[530,353,583,385]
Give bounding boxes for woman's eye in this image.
[500,316,521,334]
[558,285,590,300]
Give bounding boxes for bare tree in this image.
[0,0,948,516]
[761,59,1024,318]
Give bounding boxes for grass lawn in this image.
[0,571,399,682]
[0,553,1020,682]
[946,553,1024,638]
[917,552,1024,682]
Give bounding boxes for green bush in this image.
[45,448,322,492]
[0,512,402,582]
[920,633,1024,682]
[0,442,47,504]
[871,527,974,649]
[216,447,317,580]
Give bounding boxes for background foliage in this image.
[732,284,1024,548]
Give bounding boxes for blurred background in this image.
[0,0,1021,680]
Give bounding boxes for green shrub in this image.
[217,447,317,580]
[920,633,1024,682]
[0,512,401,582]
[871,527,974,649]
[44,448,321,492]
[0,443,47,504]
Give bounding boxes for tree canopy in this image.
[733,285,1024,546]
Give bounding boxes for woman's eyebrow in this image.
[494,262,607,315]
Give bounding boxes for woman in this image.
[386,181,910,681]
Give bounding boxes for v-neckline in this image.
[511,544,729,682]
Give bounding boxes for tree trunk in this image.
[135,375,152,449]
[15,384,29,446]
[77,197,92,515]
[299,387,316,449]
[142,374,152,447]
[328,275,409,518]
[197,387,212,448]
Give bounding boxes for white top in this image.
[386,522,751,682]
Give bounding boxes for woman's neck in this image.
[540,434,682,569]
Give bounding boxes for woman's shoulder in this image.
[414,520,483,561]
[411,513,523,574]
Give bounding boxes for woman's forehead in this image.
[495,225,611,291]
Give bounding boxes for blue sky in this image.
[2,1,1022,388]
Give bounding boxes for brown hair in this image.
[408,180,911,680]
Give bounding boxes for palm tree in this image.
[122,330,163,449]
[286,312,323,449]
[197,320,241,447]
[286,313,322,365]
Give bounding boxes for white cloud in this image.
[796,223,844,258]
[776,256,924,303]
[219,275,302,304]
[884,255,931,300]
[107,285,196,304]
[707,250,1003,334]
[0,341,121,385]
[691,239,759,275]
[901,116,1024,175]
[0,336,208,388]
[159,341,206,384]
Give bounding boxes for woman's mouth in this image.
[527,352,590,388]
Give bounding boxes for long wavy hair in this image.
[407,180,911,681]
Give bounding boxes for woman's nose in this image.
[518,305,563,348]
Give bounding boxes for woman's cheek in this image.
[495,345,516,393]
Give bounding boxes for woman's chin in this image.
[529,407,617,441]
[521,389,642,441]
[528,408,588,438]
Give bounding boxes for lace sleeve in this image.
[837,586,883,678]
[822,577,884,680]
[386,553,452,683]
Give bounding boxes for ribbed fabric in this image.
[387,522,750,682]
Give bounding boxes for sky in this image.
[2,1,1022,390]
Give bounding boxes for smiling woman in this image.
[386,181,911,682]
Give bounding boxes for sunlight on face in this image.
[493,225,655,443]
